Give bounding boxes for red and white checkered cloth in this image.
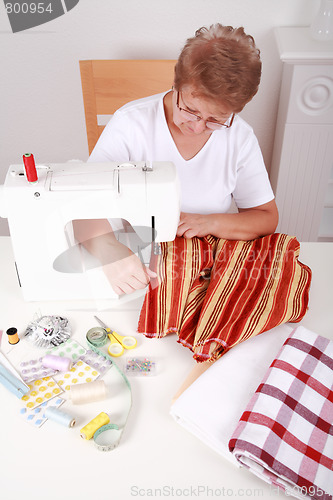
[229,326,333,500]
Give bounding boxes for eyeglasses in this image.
[175,90,235,130]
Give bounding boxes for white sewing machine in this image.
[0,160,181,301]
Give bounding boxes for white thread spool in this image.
[42,355,72,372]
[70,380,107,404]
[44,407,76,427]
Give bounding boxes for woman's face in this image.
[172,86,234,137]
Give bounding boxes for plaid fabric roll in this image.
[229,327,333,500]
[138,233,312,362]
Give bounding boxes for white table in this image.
[0,236,332,500]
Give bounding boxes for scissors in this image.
[94,316,137,357]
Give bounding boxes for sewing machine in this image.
[0,160,181,301]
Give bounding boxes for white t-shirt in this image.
[89,91,274,213]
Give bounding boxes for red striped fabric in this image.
[138,233,312,362]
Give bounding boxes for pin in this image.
[125,357,156,376]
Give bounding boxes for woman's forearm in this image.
[177,200,279,241]
[73,219,119,263]
[210,204,279,240]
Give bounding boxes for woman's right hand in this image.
[73,219,156,296]
[102,242,157,295]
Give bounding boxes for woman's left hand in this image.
[177,212,213,238]
[176,200,279,241]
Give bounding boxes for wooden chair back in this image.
[79,59,176,154]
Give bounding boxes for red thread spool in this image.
[23,153,38,183]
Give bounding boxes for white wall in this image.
[0,0,318,235]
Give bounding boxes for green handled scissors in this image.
[94,316,137,357]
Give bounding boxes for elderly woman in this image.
[75,24,278,295]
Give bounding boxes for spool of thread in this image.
[70,380,106,405]
[23,153,38,183]
[42,354,72,372]
[44,407,76,428]
[80,412,110,440]
[6,327,20,345]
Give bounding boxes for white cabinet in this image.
[270,27,333,241]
